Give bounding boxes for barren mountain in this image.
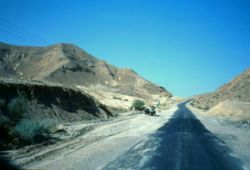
[0,42,174,150]
[0,42,171,102]
[191,68,250,120]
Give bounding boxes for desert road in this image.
[18,102,244,170]
[105,102,244,170]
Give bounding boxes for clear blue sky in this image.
[0,0,249,97]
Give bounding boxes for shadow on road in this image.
[104,102,244,170]
[0,157,20,170]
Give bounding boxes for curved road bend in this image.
[105,102,244,170]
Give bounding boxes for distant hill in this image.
[191,68,250,120]
[191,68,250,110]
[0,42,171,100]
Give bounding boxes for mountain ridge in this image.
[0,42,172,104]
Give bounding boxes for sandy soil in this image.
[7,105,178,170]
[207,100,250,121]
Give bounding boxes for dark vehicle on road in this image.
[144,106,156,116]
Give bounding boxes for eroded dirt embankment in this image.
[0,79,116,151]
[0,79,113,121]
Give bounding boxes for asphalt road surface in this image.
[105,102,244,170]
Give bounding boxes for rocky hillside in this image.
[191,68,250,110]
[0,42,171,101]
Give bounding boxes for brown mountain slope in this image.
[0,42,171,101]
[191,68,250,110]
[191,68,250,120]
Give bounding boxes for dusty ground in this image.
[103,102,245,170]
[3,105,177,170]
[188,103,250,170]
[206,100,250,121]
[2,102,249,170]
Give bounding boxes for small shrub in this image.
[0,115,12,150]
[0,115,10,126]
[131,100,145,111]
[13,118,59,144]
[113,96,122,100]
[7,96,27,122]
[0,98,6,108]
